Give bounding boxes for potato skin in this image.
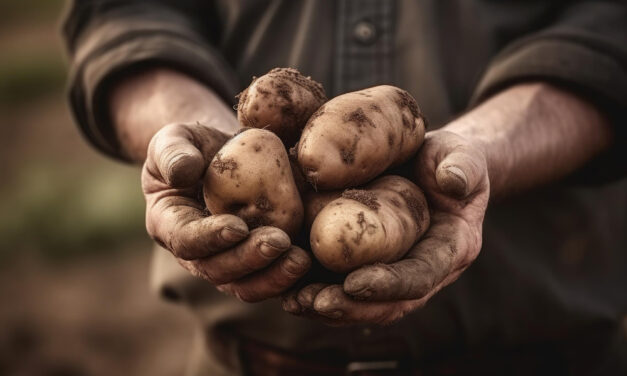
[310,176,429,273]
[297,85,426,190]
[237,68,327,146]
[203,129,304,238]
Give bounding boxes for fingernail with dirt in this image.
[221,227,247,242]
[264,231,291,250]
[260,242,286,258]
[347,287,372,299]
[443,165,468,196]
[344,273,373,299]
[284,250,311,274]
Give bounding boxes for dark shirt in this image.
[62,1,627,374]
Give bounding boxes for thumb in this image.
[147,123,229,188]
[435,148,486,198]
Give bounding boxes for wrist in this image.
[110,67,239,162]
[441,82,612,197]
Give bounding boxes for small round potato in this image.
[237,68,327,146]
[203,129,304,238]
[310,176,429,273]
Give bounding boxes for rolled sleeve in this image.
[63,2,239,159]
[470,0,627,181]
[471,38,627,112]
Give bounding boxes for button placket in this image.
[333,0,396,95]
[353,20,378,45]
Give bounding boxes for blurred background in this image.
[0,1,193,375]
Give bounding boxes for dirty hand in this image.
[142,122,311,302]
[283,129,489,325]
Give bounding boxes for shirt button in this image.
[352,20,378,45]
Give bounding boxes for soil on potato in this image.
[395,89,421,119]
[344,108,376,129]
[211,153,238,175]
[399,189,427,227]
[339,135,359,165]
[342,190,380,211]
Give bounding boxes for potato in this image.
[303,190,341,229]
[237,68,327,146]
[203,128,304,238]
[297,85,426,190]
[310,175,429,273]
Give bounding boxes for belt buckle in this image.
[346,360,400,375]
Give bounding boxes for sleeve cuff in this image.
[470,38,627,111]
[470,37,627,182]
[67,6,239,160]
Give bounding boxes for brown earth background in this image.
[0,2,194,375]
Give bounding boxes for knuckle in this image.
[184,260,214,283]
[169,239,193,260]
[170,238,195,260]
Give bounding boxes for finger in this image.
[343,213,472,301]
[435,147,486,198]
[313,285,419,325]
[147,123,229,187]
[219,247,311,302]
[283,284,343,326]
[282,283,343,326]
[282,289,304,314]
[188,227,291,284]
[296,283,329,310]
[146,192,249,259]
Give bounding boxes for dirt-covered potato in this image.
[297,85,426,190]
[237,68,327,146]
[203,128,304,238]
[310,175,429,273]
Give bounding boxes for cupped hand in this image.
[142,122,311,302]
[283,130,489,325]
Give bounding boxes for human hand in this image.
[142,122,311,302]
[283,129,489,325]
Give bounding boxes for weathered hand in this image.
[142,122,311,302]
[283,129,489,325]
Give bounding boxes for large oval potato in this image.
[237,68,327,146]
[297,85,426,190]
[203,129,304,238]
[310,175,429,273]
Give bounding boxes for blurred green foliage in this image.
[0,0,150,263]
[0,0,66,25]
[0,52,66,105]
[0,163,147,262]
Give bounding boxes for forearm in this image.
[445,82,613,197]
[109,67,240,163]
